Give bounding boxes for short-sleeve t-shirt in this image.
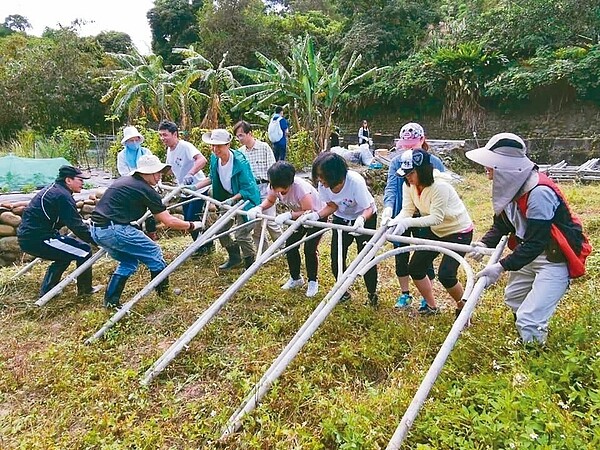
[273,177,325,212]
[91,175,166,224]
[318,170,376,220]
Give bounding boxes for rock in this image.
[0,236,20,253]
[76,201,84,208]
[83,199,95,205]
[0,211,21,227]
[0,224,16,237]
[94,187,107,199]
[81,204,95,214]
[11,206,25,215]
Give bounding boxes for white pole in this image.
[385,237,508,450]
[140,218,307,385]
[221,227,390,437]
[11,257,43,280]
[85,201,247,344]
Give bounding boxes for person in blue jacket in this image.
[381,122,445,309]
[195,129,261,270]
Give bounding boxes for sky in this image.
[0,0,155,53]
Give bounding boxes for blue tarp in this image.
[0,155,71,192]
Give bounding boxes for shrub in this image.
[287,130,317,171]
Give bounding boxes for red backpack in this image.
[516,173,592,278]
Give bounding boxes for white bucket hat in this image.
[121,126,145,145]
[466,132,534,172]
[130,155,170,175]
[202,129,232,145]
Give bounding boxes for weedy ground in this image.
[0,173,599,449]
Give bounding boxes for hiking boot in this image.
[219,244,242,270]
[305,281,319,297]
[367,292,379,307]
[418,302,440,316]
[394,293,412,308]
[282,277,305,290]
[192,243,215,258]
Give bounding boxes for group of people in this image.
[17,118,589,346]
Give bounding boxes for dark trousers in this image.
[408,228,473,288]
[272,142,287,161]
[331,214,378,294]
[286,220,324,282]
[182,197,206,241]
[19,234,91,266]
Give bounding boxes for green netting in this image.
[0,154,72,192]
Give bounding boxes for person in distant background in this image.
[268,106,289,161]
[358,119,370,145]
[329,127,340,149]
[116,125,158,240]
[18,165,102,300]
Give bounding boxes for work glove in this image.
[219,197,237,211]
[182,174,195,186]
[349,215,365,236]
[387,217,410,236]
[303,211,320,228]
[468,241,488,263]
[475,262,505,287]
[380,206,393,226]
[190,221,203,232]
[275,211,293,225]
[246,206,262,220]
[183,184,198,191]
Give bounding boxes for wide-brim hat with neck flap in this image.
[466,132,534,172]
[130,155,170,175]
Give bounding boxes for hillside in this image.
[1,173,599,449]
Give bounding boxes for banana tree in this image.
[171,47,239,129]
[101,51,175,123]
[229,36,386,152]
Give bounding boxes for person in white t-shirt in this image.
[308,152,379,306]
[247,161,326,297]
[158,121,212,256]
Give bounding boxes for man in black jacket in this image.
[17,165,101,299]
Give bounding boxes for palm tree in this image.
[229,36,385,152]
[171,47,239,129]
[101,51,175,123]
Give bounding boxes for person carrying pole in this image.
[466,132,591,345]
[17,165,103,300]
[308,152,379,306]
[193,128,261,270]
[90,155,203,307]
[246,161,326,297]
[387,149,474,317]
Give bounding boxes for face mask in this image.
[125,141,141,151]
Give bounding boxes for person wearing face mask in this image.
[117,126,153,176]
[116,126,158,240]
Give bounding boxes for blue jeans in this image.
[91,224,166,277]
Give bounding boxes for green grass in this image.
[0,173,599,449]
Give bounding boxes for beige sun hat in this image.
[466,133,534,172]
[202,129,232,145]
[121,126,145,145]
[130,155,170,175]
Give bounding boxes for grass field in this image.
[1,173,599,449]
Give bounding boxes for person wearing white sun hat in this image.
[466,132,591,345]
[91,155,204,308]
[116,125,158,240]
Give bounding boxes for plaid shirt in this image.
[240,139,276,182]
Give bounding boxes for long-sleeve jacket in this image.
[209,150,261,212]
[17,181,93,243]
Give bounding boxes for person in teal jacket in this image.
[196,129,260,270]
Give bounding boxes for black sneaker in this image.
[418,303,439,316]
[340,291,352,303]
[366,293,379,307]
[192,244,215,258]
[455,308,471,328]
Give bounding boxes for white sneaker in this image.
[306,281,319,297]
[281,277,305,290]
